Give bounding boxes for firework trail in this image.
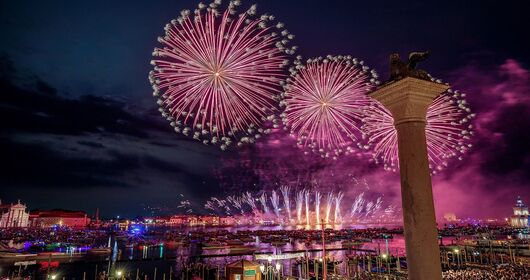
[364,201,375,218]
[382,205,398,219]
[242,192,258,214]
[149,0,297,149]
[280,186,292,221]
[304,190,311,226]
[295,190,304,224]
[314,191,322,224]
[350,192,365,218]
[227,195,244,214]
[281,55,379,158]
[325,192,334,224]
[204,189,397,224]
[363,89,474,173]
[271,190,281,220]
[373,196,383,215]
[259,193,269,214]
[334,192,344,223]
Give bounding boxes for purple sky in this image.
[215,58,530,220]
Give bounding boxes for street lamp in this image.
[453,249,460,268]
[116,270,123,279]
[260,262,281,280]
[381,254,390,275]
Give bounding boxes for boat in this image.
[271,241,287,247]
[0,251,38,259]
[226,240,245,246]
[88,247,112,255]
[202,241,226,249]
[341,241,363,247]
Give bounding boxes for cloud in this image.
[0,55,222,215]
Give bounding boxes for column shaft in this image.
[396,121,442,280]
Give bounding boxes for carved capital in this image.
[369,77,449,125]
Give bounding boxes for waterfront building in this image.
[510,196,529,228]
[0,199,30,228]
[29,209,90,228]
[443,213,459,223]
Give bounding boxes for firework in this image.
[325,192,334,224]
[259,193,269,214]
[314,191,321,224]
[280,186,292,221]
[149,0,297,149]
[363,89,474,173]
[242,192,258,213]
[304,190,311,226]
[295,190,304,223]
[271,190,281,219]
[204,189,398,224]
[350,192,365,218]
[281,55,379,159]
[334,192,344,223]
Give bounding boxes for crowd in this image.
[442,264,529,279]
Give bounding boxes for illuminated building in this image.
[167,215,220,226]
[443,213,458,223]
[510,196,529,228]
[29,209,90,228]
[0,199,30,228]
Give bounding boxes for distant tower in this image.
[510,196,529,228]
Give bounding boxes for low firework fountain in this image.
[280,186,292,222]
[270,190,281,220]
[334,192,344,224]
[295,190,304,224]
[325,192,334,224]
[204,188,398,226]
[304,190,311,226]
[314,191,322,224]
[259,193,269,214]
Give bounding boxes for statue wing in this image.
[408,51,430,69]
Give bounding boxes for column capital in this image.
[369,77,449,125]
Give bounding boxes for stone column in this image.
[369,77,448,280]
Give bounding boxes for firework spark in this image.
[295,190,304,224]
[334,191,344,223]
[314,191,321,224]
[259,193,269,214]
[280,186,292,221]
[281,55,378,159]
[149,1,296,149]
[325,192,334,224]
[304,189,311,226]
[363,89,475,173]
[271,190,281,219]
[204,189,399,224]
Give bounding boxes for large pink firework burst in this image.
[281,55,379,159]
[149,0,296,150]
[362,88,475,173]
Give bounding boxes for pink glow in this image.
[216,59,530,221]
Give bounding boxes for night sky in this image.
[1,0,529,219]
